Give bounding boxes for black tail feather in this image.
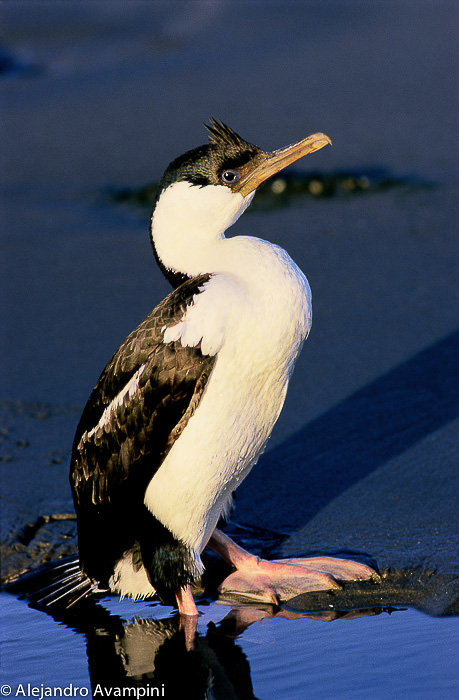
[6,557,104,610]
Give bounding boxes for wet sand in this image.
[1,0,458,623]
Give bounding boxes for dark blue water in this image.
[1,592,457,699]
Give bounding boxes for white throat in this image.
[151,181,254,278]
[146,179,313,557]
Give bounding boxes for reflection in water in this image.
[86,612,259,699]
[50,600,260,699]
[33,597,397,699]
[10,558,457,697]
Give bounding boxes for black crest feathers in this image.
[205,118,254,152]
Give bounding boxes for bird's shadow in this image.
[237,329,459,532]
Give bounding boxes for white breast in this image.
[144,234,311,567]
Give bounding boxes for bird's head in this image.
[151,119,331,286]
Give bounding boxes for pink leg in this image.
[208,529,378,605]
[175,584,199,616]
[208,528,255,568]
[174,586,199,649]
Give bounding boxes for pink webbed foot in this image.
[219,556,378,605]
[208,529,377,605]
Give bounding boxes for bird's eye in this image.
[221,169,241,185]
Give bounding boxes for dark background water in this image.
[1,1,458,697]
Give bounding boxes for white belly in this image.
[144,236,312,563]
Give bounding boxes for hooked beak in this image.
[235,132,332,197]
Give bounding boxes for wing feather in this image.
[71,274,215,503]
[69,275,216,582]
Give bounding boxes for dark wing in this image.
[69,274,216,581]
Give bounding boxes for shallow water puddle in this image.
[1,592,457,699]
[240,609,458,700]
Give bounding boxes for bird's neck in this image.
[150,181,254,284]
